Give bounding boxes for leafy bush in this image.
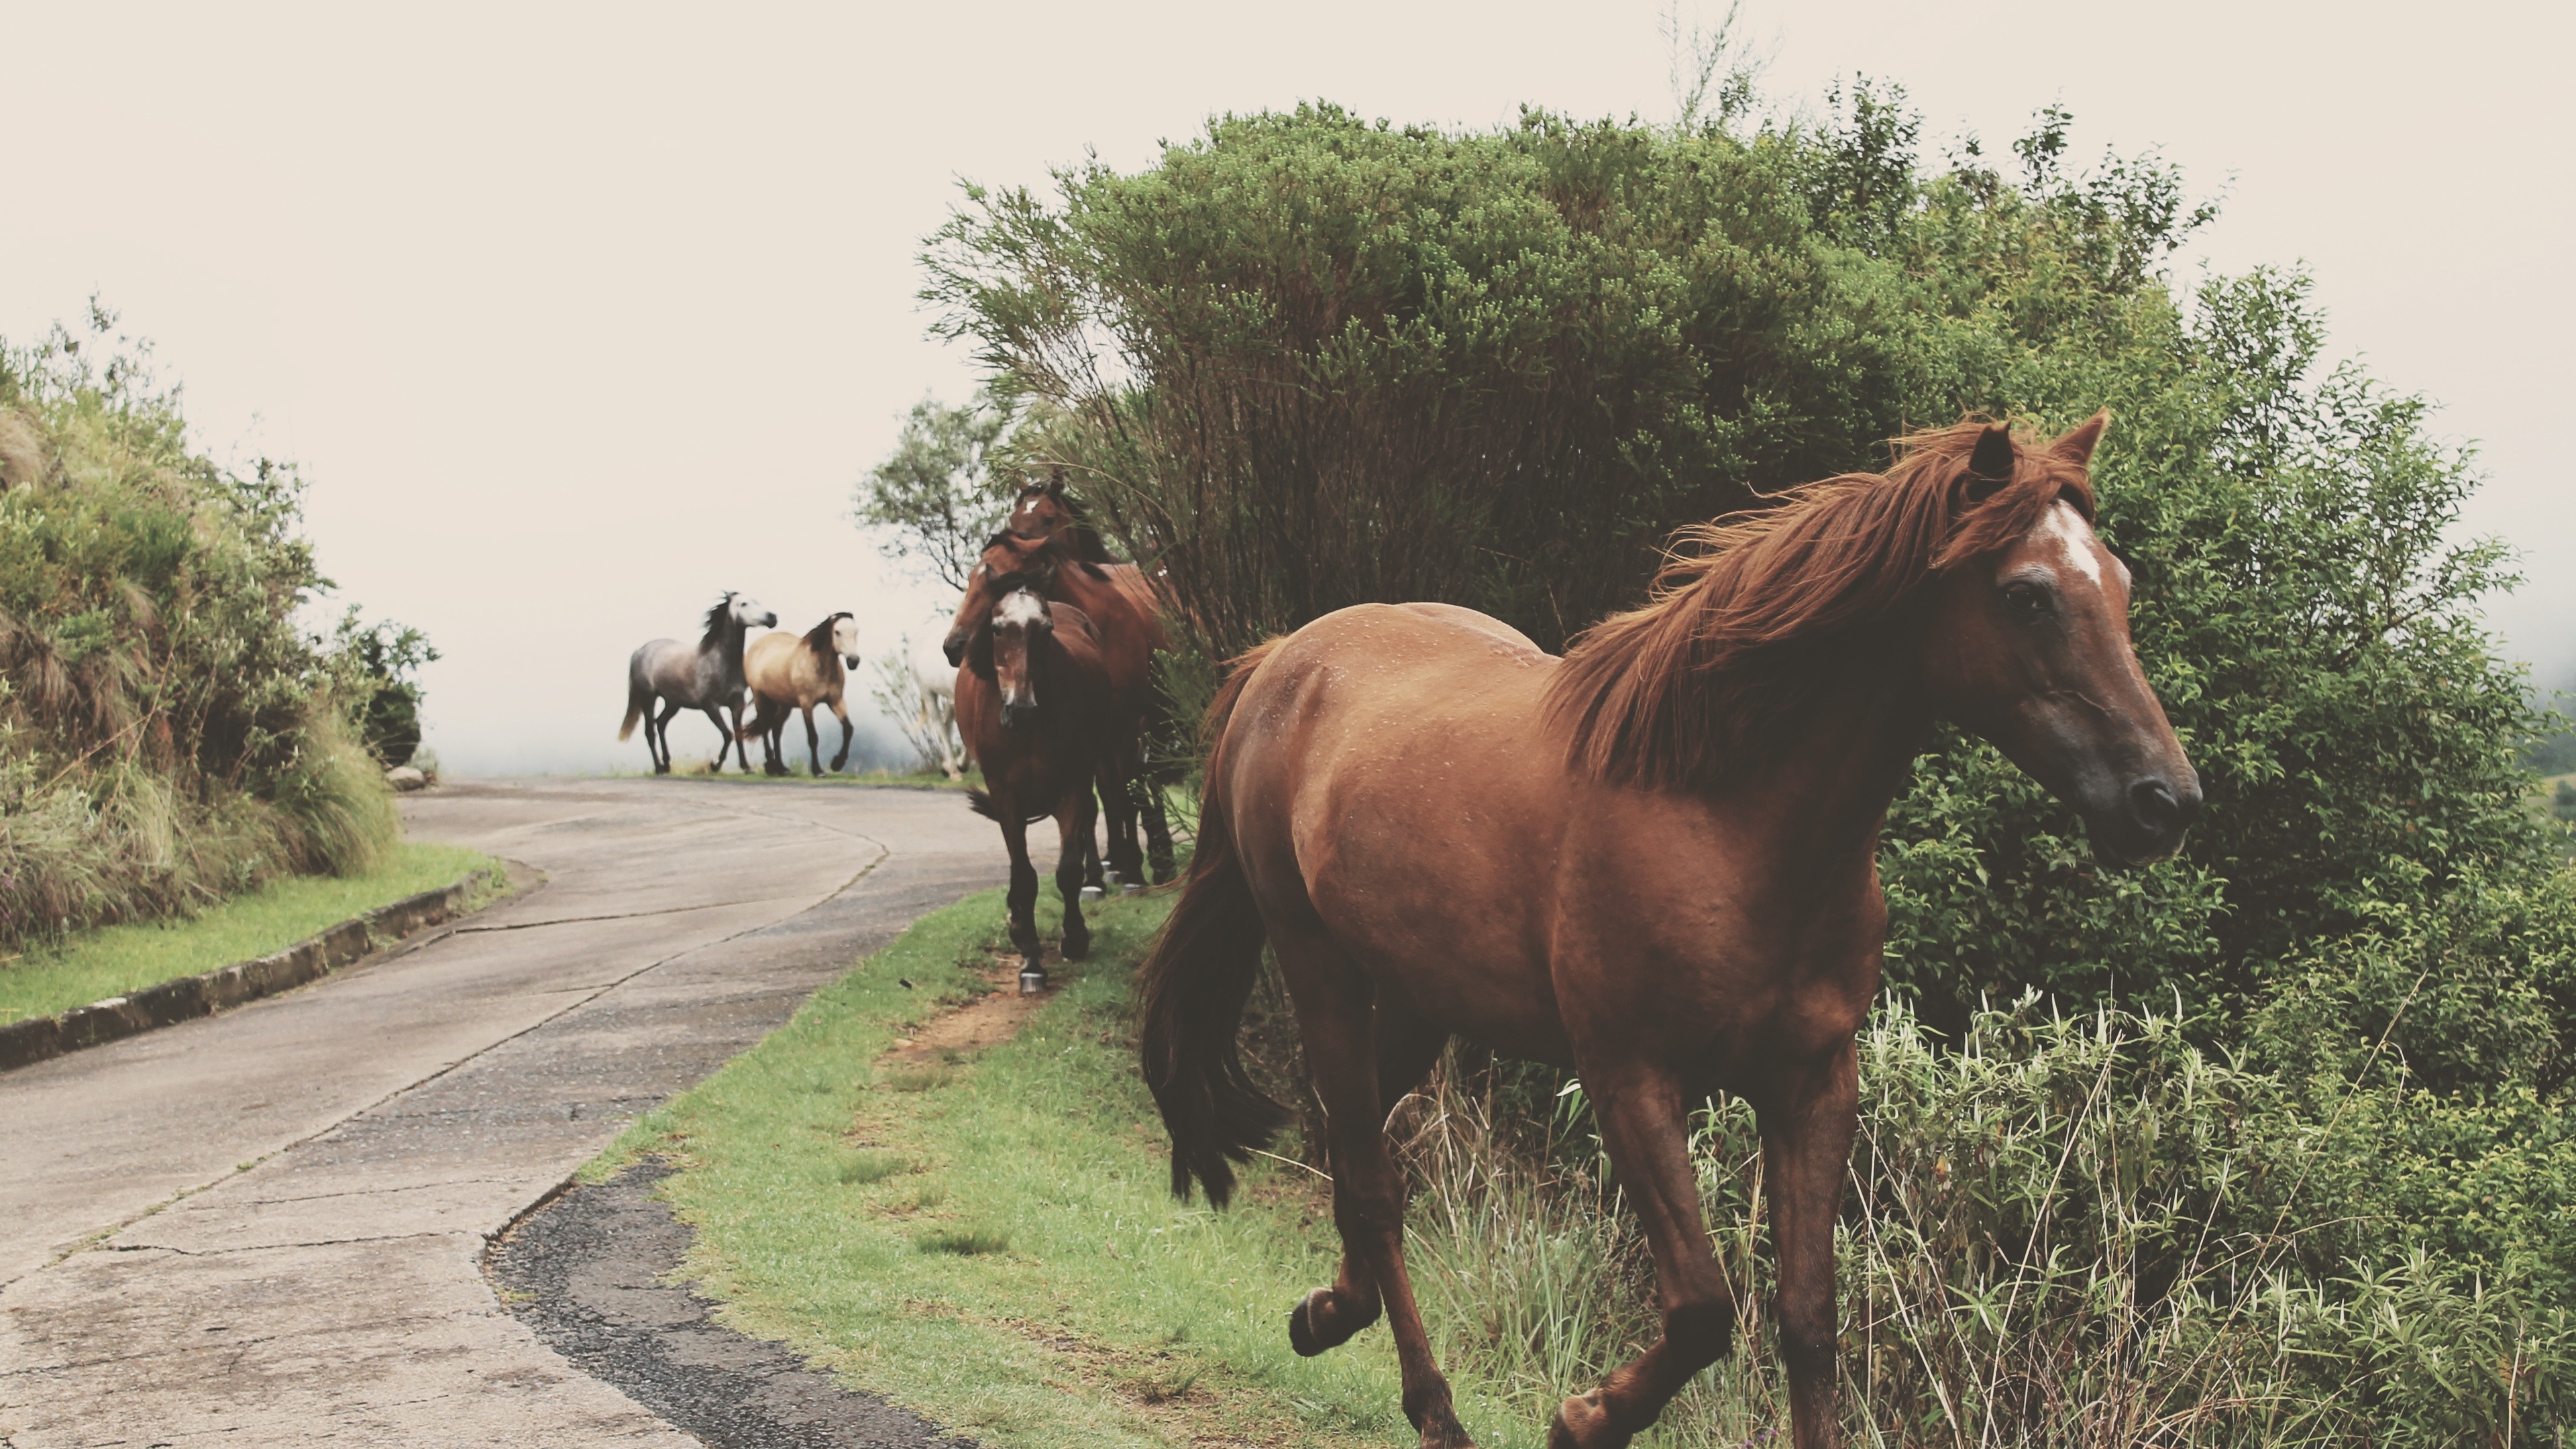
[0,311,402,950]
[1401,1002,2573,1446]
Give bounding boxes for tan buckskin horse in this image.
[956,584,1128,994]
[740,611,862,776]
[1138,417,2198,1449]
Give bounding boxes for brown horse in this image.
[956,582,1127,994]
[739,611,861,775]
[970,479,1177,883]
[1137,416,2198,1449]
[944,521,1175,885]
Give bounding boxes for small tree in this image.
[868,638,965,780]
[855,386,1024,590]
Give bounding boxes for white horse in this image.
[620,591,776,773]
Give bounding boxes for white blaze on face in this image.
[996,589,1047,628]
[833,615,860,661]
[2035,501,2104,587]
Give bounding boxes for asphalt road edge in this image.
[0,862,522,1074]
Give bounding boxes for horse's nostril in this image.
[2129,777,2196,835]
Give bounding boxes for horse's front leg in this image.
[702,706,737,771]
[1763,1041,1860,1449]
[799,701,823,776]
[1049,787,1091,979]
[996,795,1043,985]
[827,696,853,773]
[1550,1061,1743,1449]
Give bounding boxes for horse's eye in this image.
[2001,582,2053,621]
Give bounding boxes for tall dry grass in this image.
[1388,1000,2571,1447]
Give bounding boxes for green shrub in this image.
[0,311,409,949]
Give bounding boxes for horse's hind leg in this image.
[1291,988,1448,1358]
[1547,1057,1748,1449]
[651,699,683,773]
[1273,923,1473,1449]
[1133,768,1176,885]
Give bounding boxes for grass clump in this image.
[0,841,505,1024]
[916,1224,1011,1256]
[835,1150,912,1186]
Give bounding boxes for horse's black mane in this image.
[699,594,738,651]
[803,611,852,668]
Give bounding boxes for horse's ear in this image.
[2052,410,2110,468]
[1965,423,2016,502]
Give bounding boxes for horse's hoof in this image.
[1019,967,1047,996]
[1288,1289,1333,1356]
[1059,933,1089,963]
[1288,1287,1379,1356]
[1079,885,1104,903]
[1121,883,1144,896]
[1547,1391,1623,1449]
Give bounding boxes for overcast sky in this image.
[5,1,2569,775]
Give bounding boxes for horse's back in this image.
[1218,604,1571,1051]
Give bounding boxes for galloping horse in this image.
[1138,417,2198,1449]
[955,477,1177,883]
[741,610,861,775]
[620,591,776,774]
[955,582,1128,994]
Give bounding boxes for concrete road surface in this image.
[0,778,1006,1448]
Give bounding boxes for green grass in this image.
[600,885,1542,1449]
[0,842,507,1024]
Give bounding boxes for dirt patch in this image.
[879,954,1049,1068]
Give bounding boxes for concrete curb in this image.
[0,867,501,1074]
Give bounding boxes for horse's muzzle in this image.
[2095,771,2202,865]
[1000,702,1035,731]
[942,632,968,667]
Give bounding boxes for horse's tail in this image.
[1138,638,1292,1208]
[966,788,1051,825]
[618,665,649,741]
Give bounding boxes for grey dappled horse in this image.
[619,592,776,773]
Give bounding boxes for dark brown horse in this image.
[955,582,1126,994]
[1006,474,1177,879]
[944,519,1175,885]
[1138,417,2198,1449]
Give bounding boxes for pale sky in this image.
[6,1,2568,775]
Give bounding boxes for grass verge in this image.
[601,885,1552,1449]
[0,841,508,1024]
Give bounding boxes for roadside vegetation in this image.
[819,43,2576,1444]
[0,307,435,957]
[0,841,505,1025]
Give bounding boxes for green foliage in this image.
[856,384,1028,590]
[324,608,437,767]
[0,309,405,951]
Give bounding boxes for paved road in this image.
[0,778,1005,1448]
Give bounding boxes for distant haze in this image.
[5,0,2568,775]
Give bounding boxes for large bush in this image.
[0,313,402,951]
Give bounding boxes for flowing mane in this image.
[699,593,739,651]
[804,610,852,668]
[1544,418,2100,792]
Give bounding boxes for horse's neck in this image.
[1709,661,1927,876]
[714,619,747,685]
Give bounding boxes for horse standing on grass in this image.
[955,582,1128,994]
[741,611,861,775]
[619,591,776,774]
[947,478,1178,885]
[1138,417,2199,1449]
